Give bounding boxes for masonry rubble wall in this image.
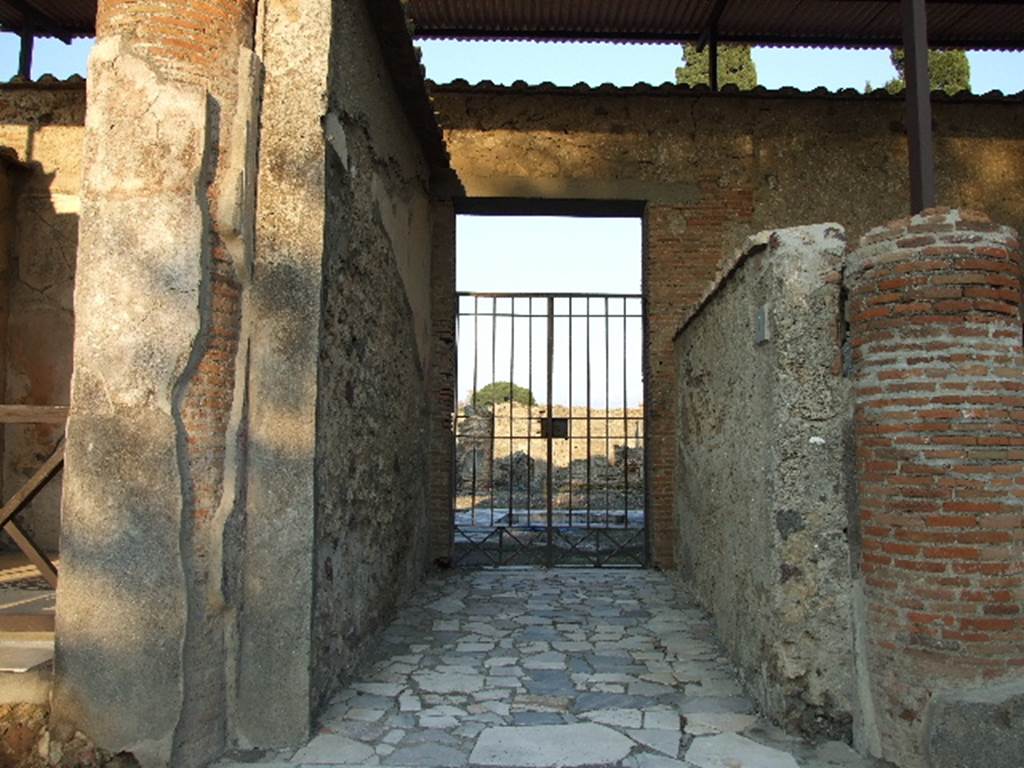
[432,85,1024,569]
[674,224,855,739]
[310,0,440,710]
[0,81,85,552]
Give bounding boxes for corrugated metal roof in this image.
[0,0,95,39]
[428,77,1024,102]
[407,1,1024,50]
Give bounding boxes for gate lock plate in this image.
[540,417,570,439]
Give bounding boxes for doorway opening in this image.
[452,213,645,567]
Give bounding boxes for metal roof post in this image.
[709,27,719,91]
[18,21,33,79]
[902,0,937,213]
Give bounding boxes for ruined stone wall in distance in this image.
[433,87,1024,570]
[311,0,435,712]
[0,82,85,551]
[674,225,854,739]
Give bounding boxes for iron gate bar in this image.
[490,297,497,528]
[567,298,573,527]
[546,296,554,568]
[453,291,645,568]
[586,298,592,529]
[509,296,515,521]
[527,298,533,526]
[623,299,629,528]
[598,299,606,528]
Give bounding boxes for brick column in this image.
[847,209,1024,767]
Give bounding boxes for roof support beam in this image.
[696,0,729,52]
[5,0,72,44]
[709,28,719,91]
[18,22,33,79]
[697,0,728,92]
[902,0,937,213]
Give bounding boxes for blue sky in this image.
[3,32,1020,405]
[4,32,1020,296]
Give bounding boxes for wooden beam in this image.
[0,442,64,530]
[902,0,937,213]
[0,405,69,424]
[3,520,57,588]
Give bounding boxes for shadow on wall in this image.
[0,148,77,555]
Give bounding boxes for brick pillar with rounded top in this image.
[846,208,1024,768]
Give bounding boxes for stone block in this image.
[926,681,1024,768]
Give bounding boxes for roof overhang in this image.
[0,0,95,42]
[407,0,1024,51]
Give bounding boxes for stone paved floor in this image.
[222,569,882,768]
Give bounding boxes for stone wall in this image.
[674,225,854,739]
[432,83,1024,568]
[310,0,438,712]
[0,81,86,551]
[456,402,645,510]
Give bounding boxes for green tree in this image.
[885,49,971,96]
[675,43,758,90]
[470,381,536,409]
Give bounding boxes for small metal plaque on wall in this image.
[540,417,570,439]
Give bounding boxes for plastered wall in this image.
[0,81,85,552]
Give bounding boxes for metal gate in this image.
[452,293,646,567]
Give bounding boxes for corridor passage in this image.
[223,570,879,768]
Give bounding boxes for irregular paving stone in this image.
[623,754,695,768]
[685,734,800,768]
[289,733,376,764]
[469,723,634,767]
[511,711,566,726]
[274,570,879,768]
[581,708,643,729]
[628,727,682,757]
[414,671,486,694]
[384,743,468,766]
[683,713,759,736]
[352,682,404,697]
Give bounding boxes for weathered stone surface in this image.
[685,734,800,768]
[290,732,376,764]
[925,681,1024,768]
[53,36,206,767]
[674,225,854,741]
[239,0,331,748]
[309,0,438,722]
[276,569,880,768]
[469,723,633,767]
[683,712,760,736]
[414,672,486,694]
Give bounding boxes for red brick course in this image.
[847,208,1024,768]
[98,0,256,95]
[645,184,755,568]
